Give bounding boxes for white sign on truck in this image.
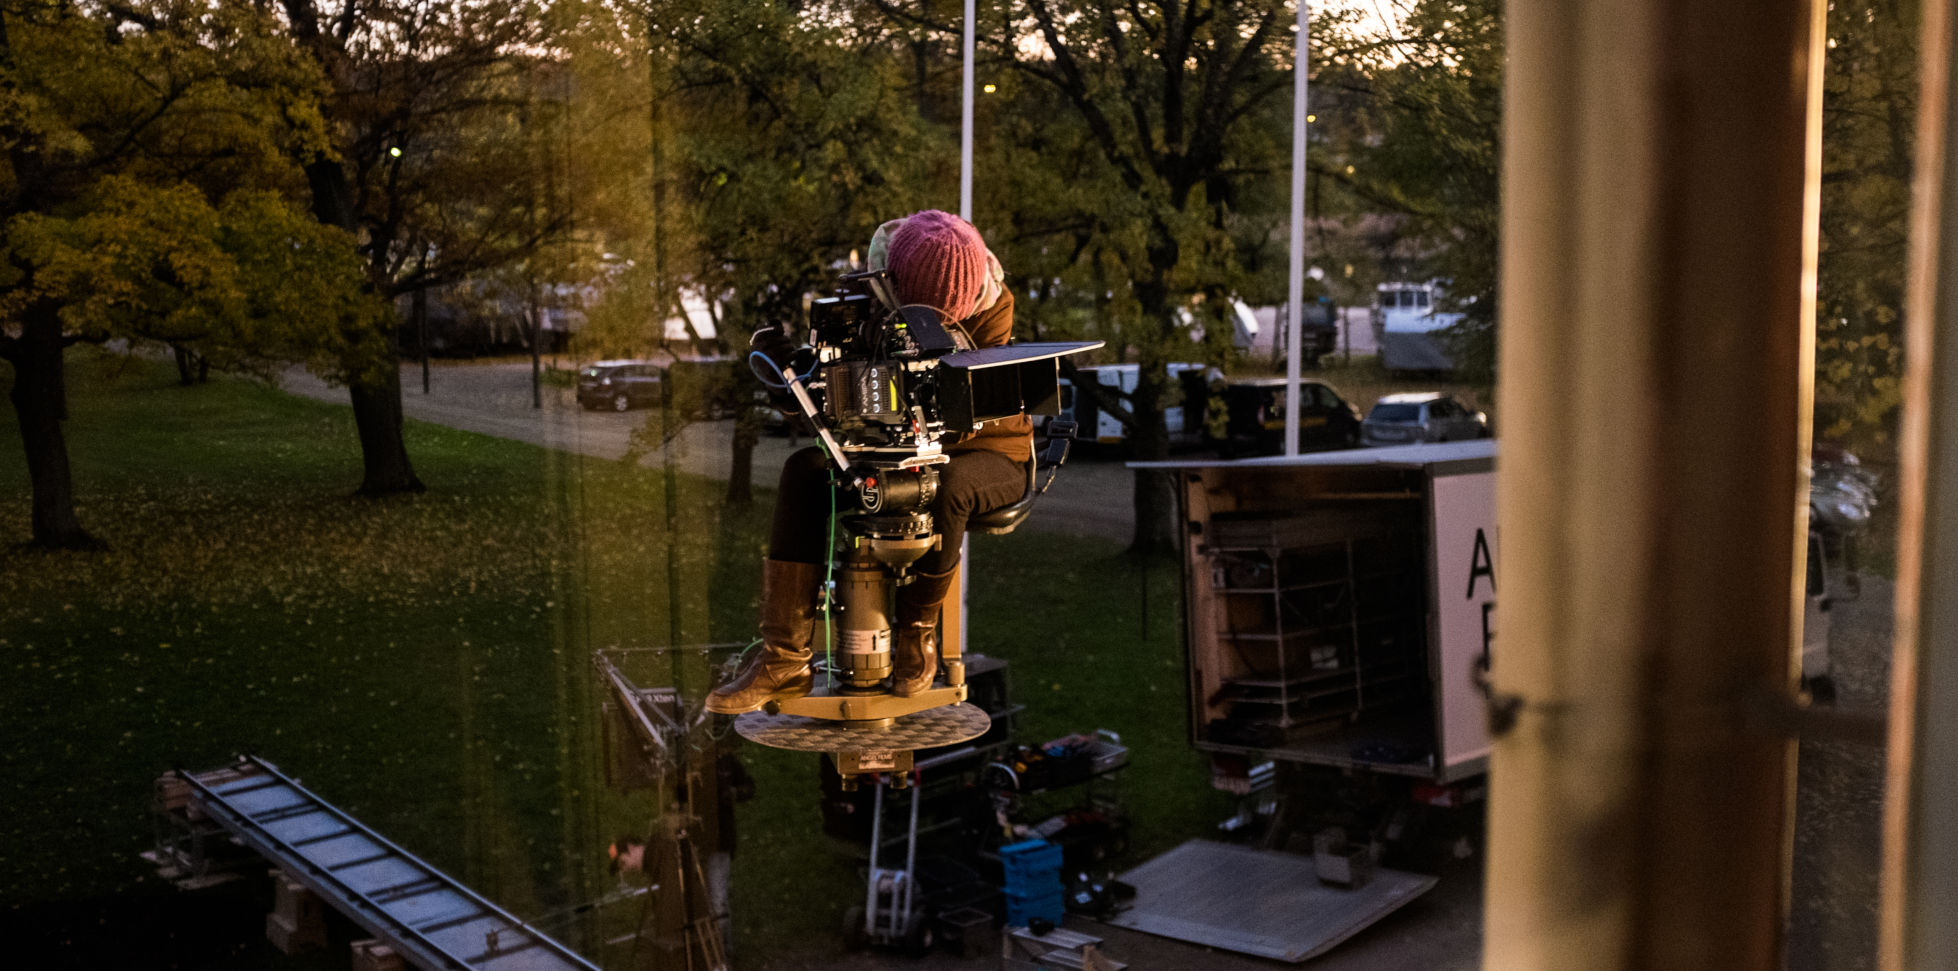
[1430,467,1496,773]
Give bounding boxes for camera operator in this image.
[707,210,1029,715]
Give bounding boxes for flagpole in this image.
[1285,1,1310,456]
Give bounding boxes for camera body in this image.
[754,270,1085,527]
[800,279,966,472]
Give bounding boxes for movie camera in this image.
[738,269,1100,784]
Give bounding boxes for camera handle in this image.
[776,365,855,481]
[837,268,901,313]
[1034,419,1079,499]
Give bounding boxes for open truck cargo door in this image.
[1105,441,1496,961]
[1144,440,1497,781]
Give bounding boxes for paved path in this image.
[280,361,1146,544]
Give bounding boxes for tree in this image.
[1311,0,1503,380]
[622,1,935,508]
[276,0,564,495]
[1814,0,1917,454]
[948,0,1305,554]
[1330,0,1913,453]
[0,0,377,548]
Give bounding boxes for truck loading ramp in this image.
[173,756,600,971]
[1102,840,1436,962]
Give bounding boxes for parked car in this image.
[578,357,744,415]
[1208,377,1362,457]
[1810,460,1876,539]
[749,387,811,437]
[577,360,665,411]
[1360,392,1490,446]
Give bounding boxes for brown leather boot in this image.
[707,559,825,714]
[892,566,958,697]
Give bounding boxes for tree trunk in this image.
[6,302,99,549]
[301,155,423,496]
[1127,357,1177,556]
[726,411,757,508]
[349,364,424,496]
[173,345,195,385]
[1126,268,1182,557]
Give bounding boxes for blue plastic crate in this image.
[1005,887,1065,928]
[1004,868,1061,900]
[1000,839,1064,887]
[1000,839,1064,912]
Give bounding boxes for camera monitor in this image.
[936,342,1102,432]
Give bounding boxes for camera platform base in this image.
[734,702,991,784]
[767,683,967,722]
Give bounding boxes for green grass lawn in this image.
[0,351,1225,966]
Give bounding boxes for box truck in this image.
[1107,440,1853,962]
[1153,441,1497,790]
[1373,282,1465,373]
[1098,442,1496,961]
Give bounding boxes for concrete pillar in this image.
[265,869,328,954]
[351,939,406,971]
[1884,1,1958,967]
[1486,1,1825,968]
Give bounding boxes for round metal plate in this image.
[735,702,992,753]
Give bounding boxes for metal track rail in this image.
[178,756,599,971]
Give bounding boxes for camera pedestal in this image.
[766,683,967,722]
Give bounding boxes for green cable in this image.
[728,636,763,678]
[824,466,838,690]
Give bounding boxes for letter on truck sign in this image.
[1431,470,1496,772]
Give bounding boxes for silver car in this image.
[1360,392,1491,446]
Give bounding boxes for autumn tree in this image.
[1814,0,1917,454]
[0,0,377,548]
[552,0,941,504]
[885,0,1306,554]
[1301,0,1504,380]
[277,0,566,495]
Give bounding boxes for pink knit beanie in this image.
[887,210,988,322]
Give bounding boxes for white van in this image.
[1373,282,1465,372]
[1050,362,1215,451]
